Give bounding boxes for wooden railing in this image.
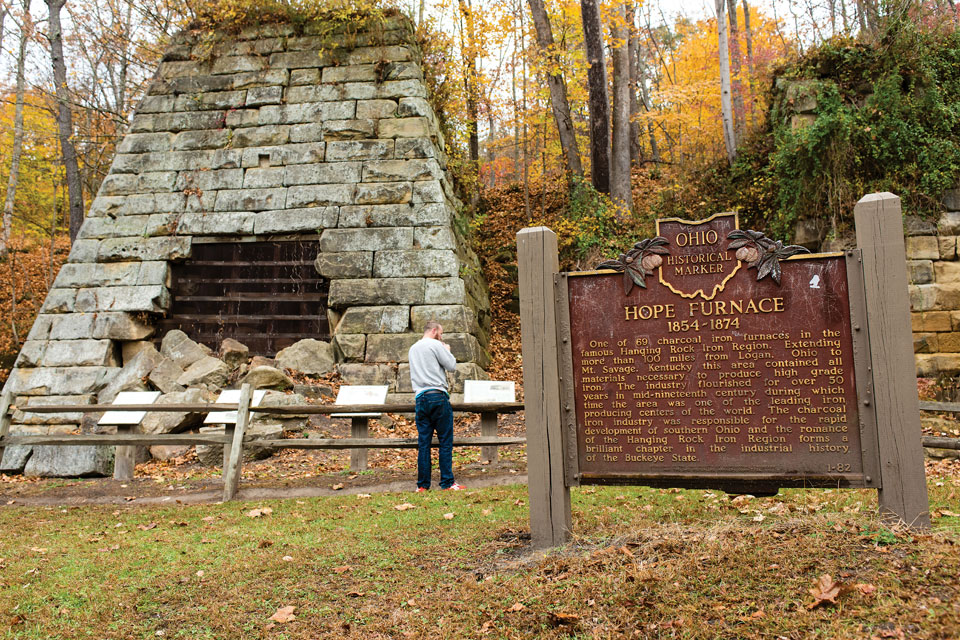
[0,385,525,501]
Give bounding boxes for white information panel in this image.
[204,389,267,424]
[332,385,388,418]
[463,380,516,404]
[98,391,162,426]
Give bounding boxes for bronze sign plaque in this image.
[564,213,876,491]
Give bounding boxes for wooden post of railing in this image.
[223,384,253,502]
[350,416,368,471]
[0,391,13,463]
[114,423,136,481]
[480,411,498,464]
[855,193,931,528]
[518,227,571,548]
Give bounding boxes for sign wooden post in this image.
[518,227,571,548]
[518,192,930,547]
[223,383,253,502]
[854,193,931,527]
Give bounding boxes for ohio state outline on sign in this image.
[655,212,742,300]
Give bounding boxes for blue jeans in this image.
[415,391,454,489]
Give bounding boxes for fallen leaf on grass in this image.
[394,503,416,511]
[547,612,579,626]
[246,507,273,518]
[856,583,877,596]
[443,512,455,520]
[333,565,351,574]
[269,606,296,623]
[347,591,365,598]
[937,509,959,518]
[808,574,844,609]
[331,483,344,491]
[507,602,525,612]
[195,570,204,578]
[514,499,524,506]
[357,494,372,499]
[258,540,273,549]
[137,523,157,531]
[29,547,47,554]
[750,609,765,619]
[481,508,492,516]
[282,556,294,562]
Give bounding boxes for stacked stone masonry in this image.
[1,16,492,445]
[909,203,960,376]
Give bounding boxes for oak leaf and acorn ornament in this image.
[597,237,670,295]
[726,229,809,285]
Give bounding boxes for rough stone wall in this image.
[1,16,491,429]
[910,205,960,377]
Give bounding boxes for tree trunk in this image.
[46,0,85,243]
[511,18,521,181]
[715,0,737,164]
[610,4,632,215]
[635,40,660,163]
[726,0,746,138]
[742,0,756,128]
[580,0,610,193]
[487,112,496,188]
[626,2,641,165]
[459,0,480,195]
[527,0,583,178]
[520,1,531,219]
[1,0,30,259]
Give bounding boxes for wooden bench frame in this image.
[0,385,525,501]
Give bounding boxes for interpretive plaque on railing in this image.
[556,212,881,492]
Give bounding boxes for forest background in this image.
[0,0,958,387]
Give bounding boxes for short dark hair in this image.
[423,321,441,334]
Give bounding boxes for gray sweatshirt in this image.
[408,337,457,395]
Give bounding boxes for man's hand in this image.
[443,342,451,351]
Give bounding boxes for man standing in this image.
[409,321,463,491]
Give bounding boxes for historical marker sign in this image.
[556,212,881,493]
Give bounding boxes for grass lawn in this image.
[1,471,958,639]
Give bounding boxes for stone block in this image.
[78,216,152,240]
[175,89,250,111]
[98,236,191,262]
[241,366,294,389]
[287,184,355,207]
[7,366,118,396]
[41,289,77,314]
[12,394,95,425]
[176,356,230,388]
[398,97,432,117]
[287,123,326,143]
[939,236,958,260]
[914,332,937,353]
[364,334,419,362]
[915,353,937,377]
[25,315,54,341]
[341,83,377,100]
[225,108,260,127]
[121,340,155,363]
[24,445,113,478]
[177,211,257,235]
[903,215,937,236]
[275,339,335,375]
[395,138,437,159]
[908,260,934,285]
[410,305,477,334]
[55,262,138,288]
[382,61,421,81]
[75,286,170,313]
[952,311,960,330]
[241,143,325,167]
[323,119,376,140]
[336,306,410,334]
[67,239,100,262]
[284,162,361,185]
[325,140,394,161]
[150,111,226,133]
[355,182,412,205]
[425,277,466,304]
[345,45,412,65]
[140,388,207,434]
[314,252,373,278]
[415,227,456,249]
[214,188,286,212]
[934,354,960,374]
[337,363,396,389]
[148,357,186,394]
[92,313,156,340]
[339,204,415,227]
[356,99,398,119]
[328,278,425,306]
[905,236,939,260]
[138,95,176,113]
[172,129,232,151]
[97,346,163,401]
[255,207,339,234]
[46,314,93,341]
[284,84,343,103]
[161,330,212,368]
[939,332,960,352]
[943,189,960,212]
[934,261,960,283]
[373,250,459,278]
[220,338,250,369]
[333,334,366,362]
[939,211,960,234]
[0,445,32,473]
[443,333,490,368]
[269,49,327,69]
[232,125,290,147]
[15,341,44,367]
[321,227,413,252]
[378,79,428,99]
[378,117,431,138]
[243,167,286,188]
[41,339,118,367]
[921,311,953,332]
[362,159,441,182]
[289,68,320,85]
[117,132,173,154]
[177,169,245,192]
[246,85,283,106]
